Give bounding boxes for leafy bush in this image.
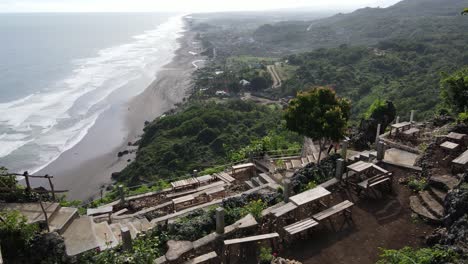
[377,246,459,264]
[290,154,340,194]
[0,210,39,261]
[407,177,428,192]
[80,231,165,264]
[458,111,468,124]
[240,199,267,220]
[259,246,273,264]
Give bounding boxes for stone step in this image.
[418,191,444,218]
[259,173,277,184]
[244,180,255,189]
[125,221,139,238]
[49,207,78,234]
[429,174,460,191]
[428,187,447,204]
[94,222,119,250]
[131,217,151,233]
[307,155,315,163]
[285,161,293,170]
[409,196,440,223]
[109,223,123,243]
[301,157,309,165]
[0,202,61,225]
[62,216,100,256]
[252,177,263,187]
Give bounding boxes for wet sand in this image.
[36,27,203,201]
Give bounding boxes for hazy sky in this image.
[1,0,402,13]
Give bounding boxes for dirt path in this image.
[267,65,282,89]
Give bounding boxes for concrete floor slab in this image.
[62,216,99,256]
[384,148,419,166]
[0,202,60,224]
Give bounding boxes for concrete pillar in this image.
[118,185,125,204]
[193,170,198,178]
[375,123,382,146]
[396,116,400,124]
[410,110,415,123]
[341,140,348,160]
[377,142,385,161]
[335,158,345,180]
[121,226,132,251]
[283,179,291,203]
[216,207,225,234]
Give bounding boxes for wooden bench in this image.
[284,218,319,235]
[215,172,236,183]
[183,251,217,264]
[356,172,393,197]
[312,200,354,229]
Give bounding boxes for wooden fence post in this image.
[38,199,50,232]
[46,175,55,201]
[23,171,31,191]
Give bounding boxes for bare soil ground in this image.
[281,167,434,264]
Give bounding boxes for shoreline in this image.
[36,20,203,201]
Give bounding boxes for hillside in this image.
[253,0,468,53]
[117,100,302,184]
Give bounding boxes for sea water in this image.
[0,13,184,173]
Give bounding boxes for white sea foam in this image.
[0,15,185,173]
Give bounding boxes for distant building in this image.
[239,79,251,87]
[215,90,229,97]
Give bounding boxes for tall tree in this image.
[440,66,468,114]
[284,87,351,163]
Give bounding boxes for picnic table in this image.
[389,121,412,136]
[289,186,331,207]
[440,141,459,151]
[232,163,256,177]
[196,175,213,185]
[270,202,298,218]
[171,178,199,190]
[453,149,468,166]
[446,132,466,142]
[403,127,420,137]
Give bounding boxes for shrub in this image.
[0,210,39,261]
[458,111,468,124]
[240,199,267,220]
[407,177,428,192]
[259,246,273,264]
[377,246,459,264]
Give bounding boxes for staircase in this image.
[409,174,460,223]
[0,202,156,256]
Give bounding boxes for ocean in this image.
[0,13,184,174]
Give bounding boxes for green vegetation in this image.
[118,100,301,184]
[282,38,467,119]
[285,87,350,163]
[240,199,267,220]
[440,66,468,115]
[0,210,39,261]
[80,230,165,264]
[377,246,459,264]
[259,246,273,264]
[407,176,428,192]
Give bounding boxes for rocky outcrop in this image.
[426,172,468,259]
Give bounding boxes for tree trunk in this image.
[317,139,324,165]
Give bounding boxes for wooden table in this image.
[171,178,199,190]
[289,186,331,207]
[440,141,459,151]
[270,202,298,218]
[390,121,412,136]
[453,149,468,166]
[447,132,466,141]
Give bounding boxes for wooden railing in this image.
[0,172,68,200]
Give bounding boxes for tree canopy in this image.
[440,66,468,114]
[284,87,351,162]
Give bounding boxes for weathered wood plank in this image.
[224,233,279,245]
[289,186,331,206]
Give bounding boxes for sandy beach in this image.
[35,22,203,201]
